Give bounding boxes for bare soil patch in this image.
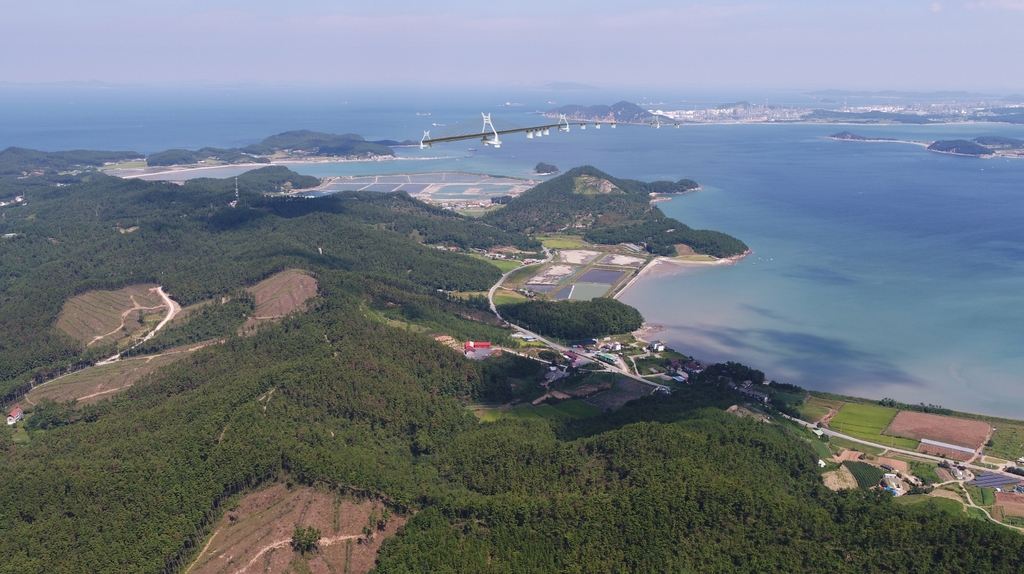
[673,244,696,256]
[929,488,965,503]
[886,411,991,449]
[526,264,576,286]
[877,457,909,473]
[27,343,212,405]
[188,483,405,574]
[559,250,601,264]
[833,449,867,463]
[935,467,954,482]
[57,284,166,347]
[822,465,858,491]
[241,270,318,334]
[995,492,1024,517]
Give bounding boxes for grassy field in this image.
[99,161,147,170]
[536,235,591,249]
[552,400,603,418]
[828,435,886,456]
[469,254,521,273]
[966,507,989,521]
[894,495,965,516]
[809,439,834,460]
[56,284,166,347]
[493,292,528,305]
[829,403,919,449]
[797,395,843,423]
[966,485,996,506]
[907,460,942,485]
[985,422,1024,461]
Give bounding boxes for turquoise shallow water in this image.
[3,87,1023,416]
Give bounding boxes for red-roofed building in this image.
[465,341,491,350]
[7,407,23,425]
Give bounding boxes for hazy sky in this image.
[2,0,1022,91]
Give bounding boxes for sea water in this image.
[3,86,1024,417]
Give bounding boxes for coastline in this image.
[110,155,459,180]
[614,250,749,300]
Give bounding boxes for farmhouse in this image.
[7,407,23,425]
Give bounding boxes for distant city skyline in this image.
[2,0,1023,91]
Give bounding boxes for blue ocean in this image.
[3,86,1023,417]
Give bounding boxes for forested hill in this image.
[484,165,748,258]
[547,101,665,123]
[0,147,143,175]
[147,130,398,166]
[0,157,1023,571]
[0,165,534,388]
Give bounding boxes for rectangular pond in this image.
[577,269,627,284]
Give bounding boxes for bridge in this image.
[419,112,677,149]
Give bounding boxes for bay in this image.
[3,86,1024,417]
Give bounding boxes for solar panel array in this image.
[968,472,1021,488]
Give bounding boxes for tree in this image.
[291,525,322,555]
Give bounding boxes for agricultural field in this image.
[967,485,996,507]
[894,495,965,516]
[829,403,919,449]
[809,439,834,461]
[186,483,404,574]
[985,422,1024,461]
[470,254,521,273]
[843,461,884,490]
[56,284,167,348]
[827,435,886,456]
[536,235,591,249]
[995,492,1024,517]
[884,411,991,450]
[906,460,942,485]
[797,395,842,423]
[493,291,528,306]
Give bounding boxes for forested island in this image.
[2,149,1024,572]
[831,131,1024,158]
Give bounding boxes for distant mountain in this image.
[1000,94,1024,103]
[803,109,932,124]
[973,136,1024,149]
[147,130,397,167]
[546,101,663,123]
[537,82,600,91]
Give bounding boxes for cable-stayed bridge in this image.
[419,112,677,149]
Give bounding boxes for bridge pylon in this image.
[481,113,501,148]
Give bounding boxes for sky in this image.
[1,0,1022,91]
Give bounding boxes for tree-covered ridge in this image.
[973,136,1024,148]
[927,139,994,156]
[146,147,271,167]
[240,129,396,158]
[484,166,747,257]
[0,157,1023,572]
[0,166,512,390]
[0,147,143,175]
[497,298,644,340]
[547,101,664,123]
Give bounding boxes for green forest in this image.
[1,157,1023,572]
[497,298,644,340]
[484,166,747,258]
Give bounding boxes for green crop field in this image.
[966,507,989,521]
[536,236,590,249]
[469,254,521,273]
[809,439,834,461]
[985,422,1024,461]
[829,404,918,449]
[493,293,527,306]
[844,461,884,490]
[551,400,602,419]
[512,405,544,420]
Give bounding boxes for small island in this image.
[534,162,559,175]
[831,131,1024,158]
